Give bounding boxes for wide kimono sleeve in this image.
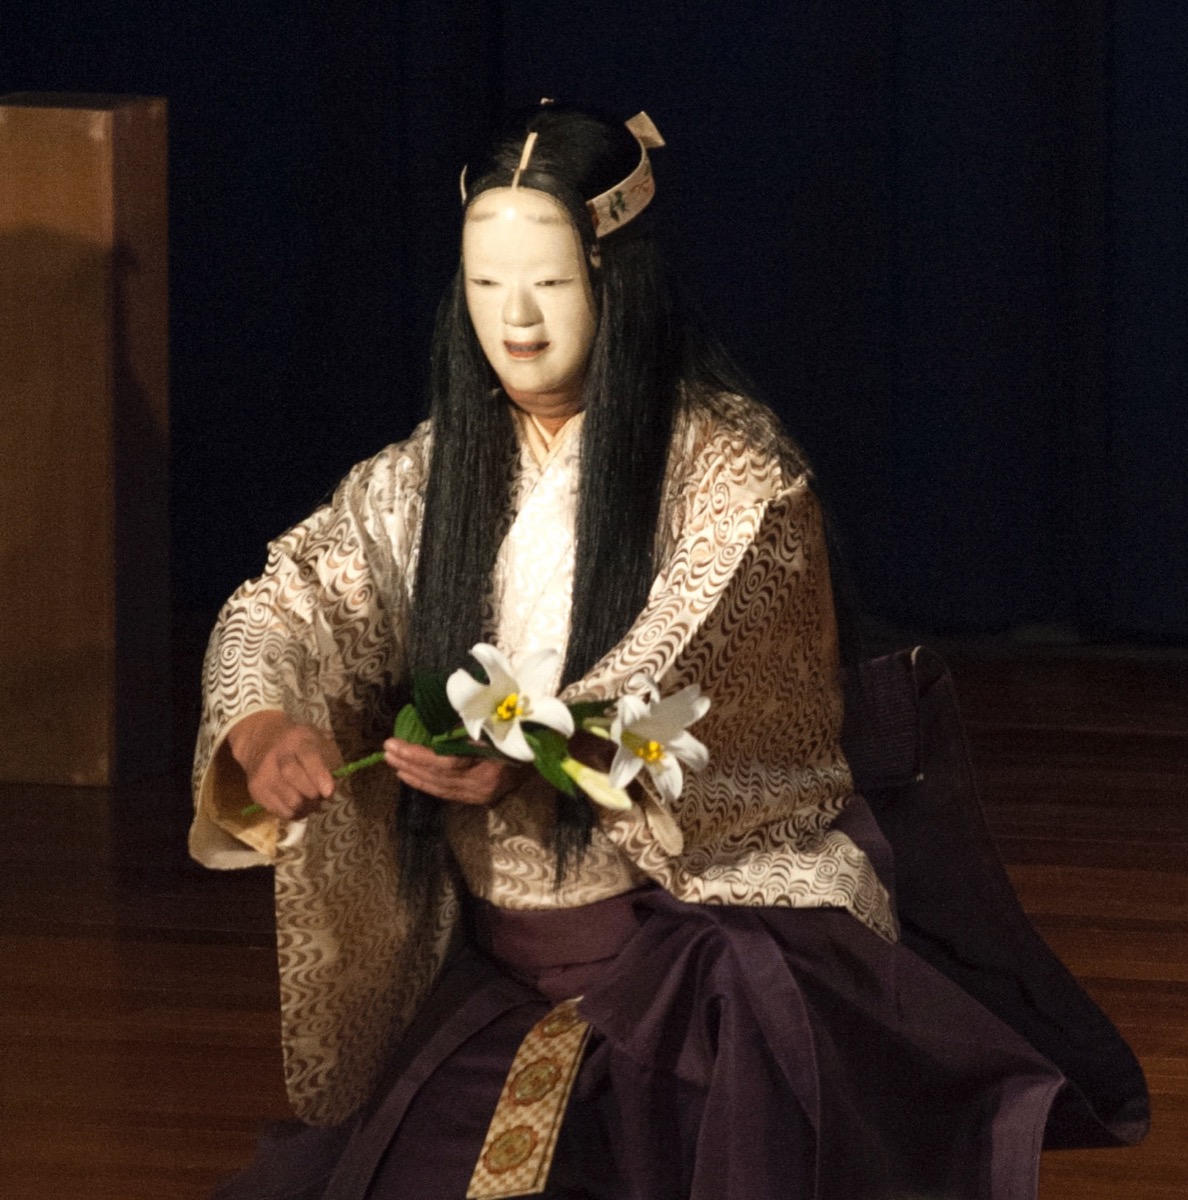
[190,433,424,866]
[189,426,459,1126]
[569,400,897,941]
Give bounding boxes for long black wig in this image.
[397,105,808,897]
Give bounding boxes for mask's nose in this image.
[503,282,542,329]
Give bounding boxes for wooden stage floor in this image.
[1,638,1184,1198]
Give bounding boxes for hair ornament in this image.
[510,131,539,189]
[457,109,665,234]
[586,111,665,236]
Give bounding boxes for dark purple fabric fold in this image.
[571,891,1064,1200]
[208,645,1148,1199]
[211,885,1067,1200]
[841,647,1151,1148]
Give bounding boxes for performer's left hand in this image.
[383,739,526,805]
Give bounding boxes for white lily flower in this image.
[560,757,632,811]
[445,643,574,762]
[609,681,710,803]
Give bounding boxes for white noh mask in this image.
[463,187,597,424]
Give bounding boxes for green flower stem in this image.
[239,751,386,816]
[333,751,385,778]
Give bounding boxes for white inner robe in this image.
[446,408,647,909]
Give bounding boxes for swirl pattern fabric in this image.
[568,400,894,935]
[190,395,894,1124]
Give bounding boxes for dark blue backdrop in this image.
[3,1,1185,642]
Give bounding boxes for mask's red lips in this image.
[505,340,549,359]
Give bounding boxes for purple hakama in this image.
[210,651,1147,1200]
[217,882,1065,1200]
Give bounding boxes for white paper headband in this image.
[586,112,665,235]
[458,111,666,237]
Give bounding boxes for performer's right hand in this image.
[227,710,343,820]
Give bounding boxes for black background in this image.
[3,1,1185,642]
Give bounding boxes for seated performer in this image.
[193,104,1086,1199]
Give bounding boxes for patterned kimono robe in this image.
[190,393,894,1125]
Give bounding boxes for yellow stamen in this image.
[494,692,525,722]
[636,739,665,763]
[624,731,665,763]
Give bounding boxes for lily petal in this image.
[446,668,487,716]
[488,718,534,763]
[664,730,709,771]
[646,754,684,804]
[526,695,575,738]
[514,646,563,695]
[445,674,495,741]
[659,684,711,727]
[611,692,652,739]
[468,642,517,692]
[633,692,710,743]
[608,744,645,790]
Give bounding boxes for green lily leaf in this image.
[566,700,613,724]
[393,702,432,746]
[525,728,577,797]
[413,671,458,736]
[429,734,501,759]
[527,726,570,758]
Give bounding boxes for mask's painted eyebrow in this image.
[465,207,567,225]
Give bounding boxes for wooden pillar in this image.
[0,95,169,785]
